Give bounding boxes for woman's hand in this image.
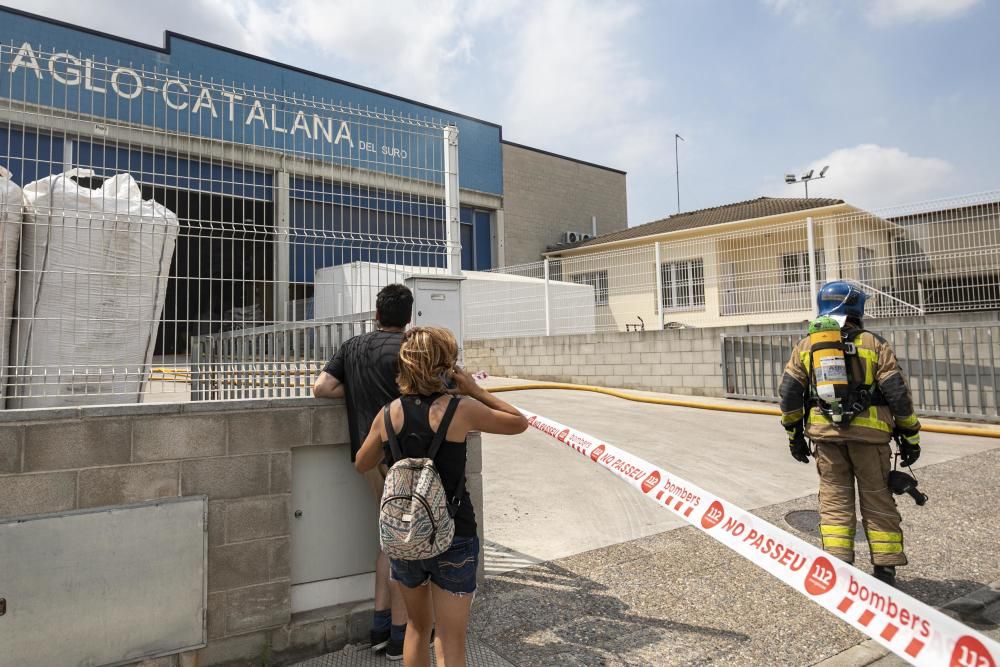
[448,366,482,397]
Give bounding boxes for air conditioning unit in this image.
[561,231,581,244]
[580,233,594,241]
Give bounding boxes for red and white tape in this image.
[521,409,999,667]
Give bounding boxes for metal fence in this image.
[467,192,1000,340]
[0,42,457,408]
[188,315,375,401]
[721,321,1000,422]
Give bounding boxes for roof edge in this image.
[501,140,627,175]
[545,202,857,257]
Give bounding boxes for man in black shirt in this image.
[313,283,412,658]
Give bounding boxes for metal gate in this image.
[721,320,1000,422]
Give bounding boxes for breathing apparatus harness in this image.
[806,317,885,427]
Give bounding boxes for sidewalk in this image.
[469,447,1000,665]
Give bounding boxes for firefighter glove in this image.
[896,429,921,467]
[788,432,810,463]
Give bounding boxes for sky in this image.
[5,0,998,226]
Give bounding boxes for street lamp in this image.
[784,165,829,198]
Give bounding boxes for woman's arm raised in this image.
[449,367,528,436]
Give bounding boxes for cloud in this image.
[1,0,257,52]
[866,0,981,25]
[762,0,980,25]
[493,0,679,225]
[224,0,474,104]
[760,0,833,24]
[502,2,649,141]
[775,144,956,209]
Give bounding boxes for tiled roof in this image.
[550,196,844,252]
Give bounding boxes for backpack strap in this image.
[426,396,461,459]
[425,397,465,518]
[383,405,404,463]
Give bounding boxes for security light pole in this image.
[785,165,829,198]
[675,133,685,213]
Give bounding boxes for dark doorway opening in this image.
[142,186,274,355]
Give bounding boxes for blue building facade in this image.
[0,6,502,274]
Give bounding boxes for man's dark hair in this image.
[376,284,413,328]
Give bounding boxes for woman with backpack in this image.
[355,326,528,666]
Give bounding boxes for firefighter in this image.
[779,281,921,586]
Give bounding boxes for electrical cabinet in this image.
[405,274,465,356]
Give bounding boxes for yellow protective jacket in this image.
[779,328,921,445]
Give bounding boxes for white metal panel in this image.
[291,445,379,596]
[0,496,207,667]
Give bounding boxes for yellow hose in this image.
[486,381,1000,439]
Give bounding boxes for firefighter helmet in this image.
[817,281,866,320]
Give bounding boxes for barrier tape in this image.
[520,408,999,667]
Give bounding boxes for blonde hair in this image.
[397,326,458,396]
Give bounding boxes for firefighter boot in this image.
[874,565,897,587]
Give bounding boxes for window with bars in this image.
[781,249,826,286]
[573,270,609,306]
[661,259,704,311]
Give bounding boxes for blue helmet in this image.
[817,281,866,319]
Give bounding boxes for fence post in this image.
[654,241,664,330]
[806,216,818,317]
[443,124,461,276]
[274,171,290,324]
[544,258,551,336]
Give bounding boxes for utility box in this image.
[0,497,207,667]
[405,274,465,356]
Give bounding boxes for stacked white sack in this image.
[0,166,23,406]
[11,171,179,407]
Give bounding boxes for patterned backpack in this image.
[379,396,463,560]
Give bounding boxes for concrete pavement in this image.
[473,446,1000,666]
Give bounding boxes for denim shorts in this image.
[390,535,479,595]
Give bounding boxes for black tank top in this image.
[382,394,477,537]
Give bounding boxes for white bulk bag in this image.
[11,170,179,408]
[0,166,22,405]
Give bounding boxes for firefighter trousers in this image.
[814,441,907,567]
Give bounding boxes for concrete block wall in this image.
[0,398,487,666]
[464,311,1000,402]
[501,142,627,266]
[466,327,729,397]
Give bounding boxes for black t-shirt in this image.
[324,330,403,460]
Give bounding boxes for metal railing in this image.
[721,320,1000,422]
[189,315,375,401]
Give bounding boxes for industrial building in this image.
[0,5,627,369]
